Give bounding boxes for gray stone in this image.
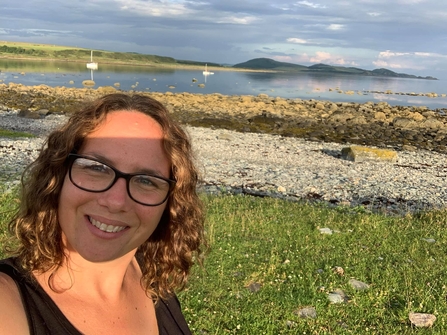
[319,228,333,235]
[217,133,234,141]
[328,289,348,304]
[349,278,370,290]
[18,109,41,119]
[409,312,436,328]
[294,306,317,319]
[393,117,417,129]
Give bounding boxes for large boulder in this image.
[341,146,398,163]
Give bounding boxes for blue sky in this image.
[1,0,446,78]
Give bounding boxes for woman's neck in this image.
[36,249,141,303]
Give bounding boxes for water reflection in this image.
[0,59,176,74]
[1,59,446,109]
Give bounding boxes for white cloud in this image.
[115,0,194,17]
[377,50,410,58]
[310,51,331,62]
[216,16,258,25]
[309,51,355,65]
[273,51,358,66]
[414,52,431,57]
[115,0,257,24]
[367,12,381,17]
[372,50,440,70]
[296,1,327,9]
[287,38,308,44]
[9,28,74,37]
[414,51,447,58]
[373,60,404,69]
[397,0,425,3]
[373,59,427,70]
[327,24,344,31]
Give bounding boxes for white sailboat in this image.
[86,50,98,70]
[203,63,214,75]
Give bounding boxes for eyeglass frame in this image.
[66,153,176,206]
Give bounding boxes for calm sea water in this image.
[1,59,446,109]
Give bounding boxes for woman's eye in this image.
[135,176,155,186]
[90,164,107,172]
[76,159,110,173]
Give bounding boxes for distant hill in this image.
[232,58,307,71]
[233,58,437,80]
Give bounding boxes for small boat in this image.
[86,50,98,70]
[203,64,214,75]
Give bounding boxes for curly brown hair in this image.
[9,93,205,299]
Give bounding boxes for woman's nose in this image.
[97,177,131,212]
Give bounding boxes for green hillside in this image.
[0,41,222,68]
[232,58,307,71]
[233,58,437,80]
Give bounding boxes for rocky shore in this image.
[2,82,447,153]
[1,83,447,214]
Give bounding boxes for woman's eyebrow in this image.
[136,167,167,177]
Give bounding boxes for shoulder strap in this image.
[156,294,192,335]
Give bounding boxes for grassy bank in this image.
[1,189,446,333]
[0,40,268,72]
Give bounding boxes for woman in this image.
[0,93,205,334]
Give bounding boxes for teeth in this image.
[89,217,127,233]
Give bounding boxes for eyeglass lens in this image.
[70,157,171,205]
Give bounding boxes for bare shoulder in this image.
[0,272,30,334]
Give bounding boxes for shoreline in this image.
[1,83,447,154]
[0,55,275,73]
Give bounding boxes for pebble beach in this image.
[1,105,447,215]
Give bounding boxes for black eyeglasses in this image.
[67,154,176,206]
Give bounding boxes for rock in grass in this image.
[319,227,333,235]
[333,266,344,276]
[349,278,369,290]
[409,312,436,327]
[246,282,261,293]
[294,306,317,319]
[341,146,398,163]
[328,289,349,304]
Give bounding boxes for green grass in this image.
[1,191,446,333]
[179,195,447,334]
[0,189,19,256]
[0,128,34,138]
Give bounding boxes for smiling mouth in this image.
[88,216,128,233]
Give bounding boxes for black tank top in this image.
[0,258,192,335]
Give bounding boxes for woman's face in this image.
[58,110,171,262]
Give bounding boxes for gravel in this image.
[1,109,447,215]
